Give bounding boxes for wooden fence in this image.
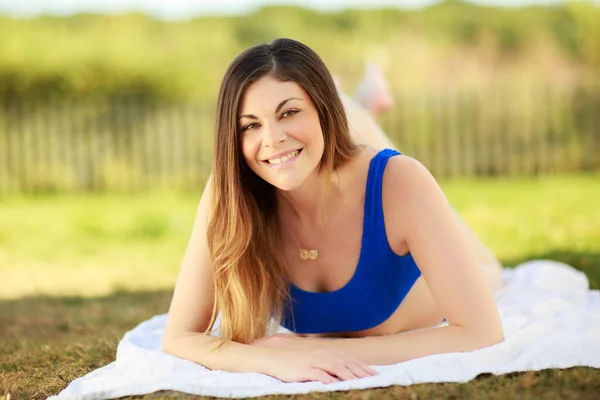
[0,84,598,194]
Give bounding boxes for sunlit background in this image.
[0,0,599,300]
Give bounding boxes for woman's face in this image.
[238,75,325,191]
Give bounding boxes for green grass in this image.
[1,173,599,399]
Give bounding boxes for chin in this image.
[268,177,305,192]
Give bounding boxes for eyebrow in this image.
[238,97,303,120]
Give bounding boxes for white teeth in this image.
[267,150,299,164]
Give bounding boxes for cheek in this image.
[305,115,324,145]
[288,117,323,150]
[308,123,325,152]
[241,136,256,162]
[240,136,264,175]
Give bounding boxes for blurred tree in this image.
[0,2,598,102]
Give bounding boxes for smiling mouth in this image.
[264,149,302,165]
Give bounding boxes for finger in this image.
[359,363,378,376]
[308,369,339,384]
[321,362,359,381]
[335,354,378,377]
[345,363,372,379]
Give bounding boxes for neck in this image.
[275,166,343,230]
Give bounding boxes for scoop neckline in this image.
[289,148,387,296]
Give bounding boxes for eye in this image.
[241,122,259,132]
[280,109,299,119]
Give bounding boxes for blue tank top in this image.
[280,149,422,334]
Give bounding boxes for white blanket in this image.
[49,260,600,400]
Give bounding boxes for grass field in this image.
[1,174,599,399]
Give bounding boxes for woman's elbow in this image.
[485,331,505,347]
[161,334,177,354]
[475,326,505,349]
[161,331,190,355]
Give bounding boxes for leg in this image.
[353,63,394,117]
[339,89,505,293]
[339,89,396,150]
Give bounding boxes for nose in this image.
[262,123,287,147]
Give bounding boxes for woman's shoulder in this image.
[385,151,436,189]
[381,151,443,212]
[380,152,446,248]
[339,147,437,198]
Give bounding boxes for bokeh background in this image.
[0,0,599,296]
[1,1,600,398]
[0,0,599,292]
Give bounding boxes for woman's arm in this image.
[262,322,503,366]
[161,176,274,373]
[347,156,504,363]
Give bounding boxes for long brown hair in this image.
[206,38,359,345]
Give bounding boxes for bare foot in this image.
[353,63,394,117]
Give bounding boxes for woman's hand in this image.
[251,334,378,384]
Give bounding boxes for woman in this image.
[161,38,504,385]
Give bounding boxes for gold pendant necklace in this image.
[284,191,345,262]
[288,228,319,261]
[299,248,319,261]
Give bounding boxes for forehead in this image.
[239,76,309,113]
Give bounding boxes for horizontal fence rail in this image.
[0,84,599,194]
